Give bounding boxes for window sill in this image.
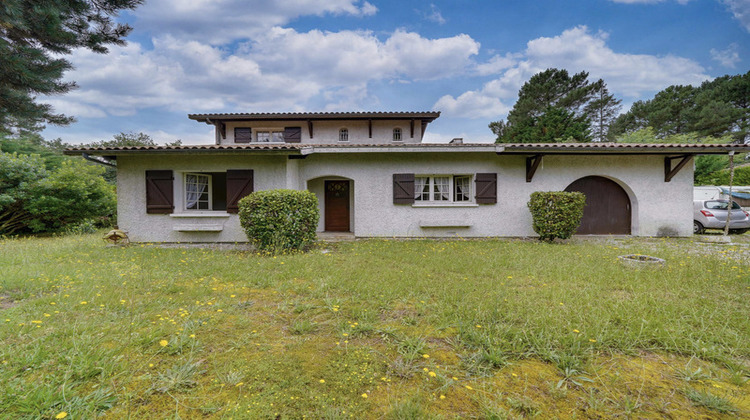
[412,203,479,208]
[170,212,231,218]
[420,220,472,228]
[174,224,224,232]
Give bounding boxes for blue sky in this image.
[41,0,750,144]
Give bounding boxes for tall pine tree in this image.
[0,0,143,133]
[490,68,620,143]
[585,84,622,142]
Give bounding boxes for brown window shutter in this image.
[226,169,254,213]
[235,127,252,143]
[284,127,302,143]
[146,170,174,214]
[475,173,497,204]
[393,173,415,204]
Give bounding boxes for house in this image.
[65,112,750,242]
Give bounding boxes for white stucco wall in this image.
[115,152,694,242]
[117,154,288,242]
[298,153,693,238]
[220,119,422,145]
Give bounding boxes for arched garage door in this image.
[564,176,631,235]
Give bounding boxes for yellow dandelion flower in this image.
[319,379,325,383]
[55,412,68,419]
[573,329,580,333]
[80,301,87,305]
[361,393,368,398]
[428,371,437,377]
[589,338,597,343]
[235,382,244,387]
[148,363,154,368]
[422,354,430,358]
[159,340,168,347]
[475,324,482,328]
[465,385,473,390]
[439,395,446,400]
[511,373,518,377]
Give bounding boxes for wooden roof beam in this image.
[526,154,543,182]
[664,155,692,182]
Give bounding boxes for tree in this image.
[87,131,182,148]
[0,0,144,133]
[585,84,622,142]
[609,71,750,143]
[490,68,619,143]
[0,132,72,170]
[0,152,115,235]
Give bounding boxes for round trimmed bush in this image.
[527,191,586,242]
[238,189,319,253]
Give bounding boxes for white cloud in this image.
[134,0,378,44]
[434,91,511,119]
[710,43,741,67]
[47,28,479,119]
[722,0,750,31]
[436,26,711,119]
[475,53,521,76]
[423,4,446,24]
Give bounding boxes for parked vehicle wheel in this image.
[693,221,705,234]
[729,228,748,235]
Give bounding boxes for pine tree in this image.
[0,0,143,133]
[490,68,616,143]
[585,84,622,142]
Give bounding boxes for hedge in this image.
[238,189,319,253]
[527,191,586,242]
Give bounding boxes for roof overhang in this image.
[500,143,750,155]
[188,111,441,124]
[63,142,750,160]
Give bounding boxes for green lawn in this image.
[0,234,748,418]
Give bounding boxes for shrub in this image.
[238,189,319,253]
[527,191,586,242]
[0,153,115,235]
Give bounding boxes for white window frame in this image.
[339,128,349,142]
[393,127,402,142]
[183,173,213,211]
[414,175,474,204]
[255,128,284,143]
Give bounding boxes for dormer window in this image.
[339,128,349,142]
[393,128,402,142]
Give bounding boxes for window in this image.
[705,200,741,210]
[256,130,284,143]
[415,175,473,203]
[183,172,227,211]
[454,176,471,202]
[339,128,349,142]
[393,128,402,142]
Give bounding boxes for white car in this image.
[693,200,750,234]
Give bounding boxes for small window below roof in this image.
[393,128,402,142]
[339,128,349,142]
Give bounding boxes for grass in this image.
[0,233,748,418]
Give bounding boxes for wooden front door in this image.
[564,176,631,235]
[325,180,350,232]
